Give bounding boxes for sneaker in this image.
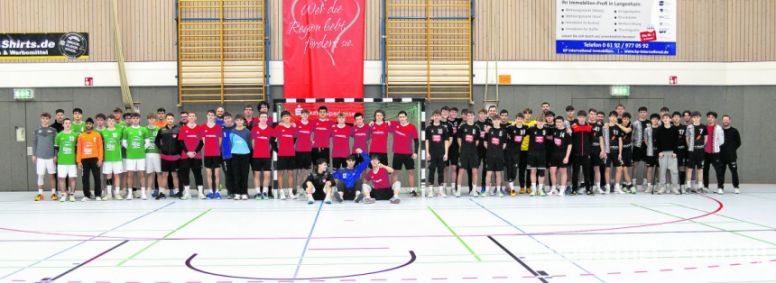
[215,192,222,199]
[510,189,517,197]
[206,192,214,199]
[198,192,207,200]
[95,196,102,201]
[734,188,740,194]
[155,193,167,200]
[469,190,479,197]
[151,188,159,198]
[261,192,269,200]
[307,196,315,205]
[656,186,665,195]
[141,192,148,200]
[126,191,134,200]
[241,194,249,200]
[425,189,434,198]
[181,192,191,200]
[68,195,75,202]
[538,188,546,197]
[81,197,90,202]
[644,185,653,194]
[365,198,376,204]
[332,192,342,203]
[354,193,365,203]
[51,193,58,201]
[175,191,183,198]
[585,189,593,195]
[615,187,625,194]
[454,189,461,198]
[324,198,332,204]
[389,197,401,204]
[280,191,287,200]
[526,187,533,194]
[702,187,710,194]
[59,194,66,202]
[717,188,724,195]
[630,186,638,194]
[558,188,565,197]
[34,194,44,201]
[439,188,447,198]
[529,189,537,197]
[595,186,604,194]
[497,189,504,198]
[104,194,112,201]
[565,187,573,195]
[518,187,526,194]
[672,187,680,195]
[410,191,419,197]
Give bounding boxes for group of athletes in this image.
[30,101,742,205]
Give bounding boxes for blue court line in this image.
[293,200,325,279]
[470,199,606,283]
[0,201,175,280]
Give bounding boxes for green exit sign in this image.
[610,85,630,97]
[13,89,34,100]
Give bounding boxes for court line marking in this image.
[0,201,175,280]
[42,240,129,282]
[488,236,548,283]
[427,206,481,262]
[672,203,776,230]
[293,201,324,278]
[470,199,606,283]
[116,208,212,267]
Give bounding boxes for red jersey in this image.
[178,124,203,159]
[251,125,273,158]
[369,122,390,153]
[331,124,352,158]
[245,116,259,129]
[312,119,332,148]
[273,123,297,157]
[202,123,223,157]
[295,120,313,152]
[351,124,370,153]
[390,122,418,155]
[366,167,391,189]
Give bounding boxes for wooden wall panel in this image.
[1,0,774,62]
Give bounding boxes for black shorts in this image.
[428,155,446,169]
[687,150,705,169]
[633,146,646,162]
[675,148,687,167]
[179,158,202,170]
[312,148,330,164]
[549,153,568,168]
[458,152,480,169]
[392,153,415,170]
[336,179,363,200]
[277,156,296,170]
[204,156,223,169]
[161,159,179,172]
[369,152,389,168]
[332,157,347,169]
[371,188,394,201]
[527,153,547,170]
[621,148,633,167]
[447,146,460,166]
[251,158,272,171]
[645,155,658,167]
[296,151,312,169]
[485,155,505,171]
[607,152,623,167]
[591,150,604,166]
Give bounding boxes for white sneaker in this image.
[538,188,546,197]
[615,187,625,194]
[439,187,447,198]
[558,188,565,197]
[497,189,504,197]
[656,186,665,195]
[141,193,147,200]
[181,192,191,200]
[734,188,740,194]
[644,185,653,194]
[198,192,206,200]
[126,191,134,200]
[595,186,604,194]
[103,194,112,201]
[717,188,724,195]
[454,188,461,197]
[280,191,287,200]
[469,190,478,197]
[425,188,434,198]
[59,194,67,202]
[241,194,249,200]
[95,196,102,201]
[68,195,75,202]
[81,197,90,202]
[529,188,537,197]
[672,187,680,195]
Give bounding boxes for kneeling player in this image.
[304,158,335,204]
[332,150,370,203]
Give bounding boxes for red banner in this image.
[285,102,363,124]
[283,0,365,119]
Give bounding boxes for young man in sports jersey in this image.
[603,112,623,193]
[111,108,124,130]
[94,113,106,132]
[351,112,370,162]
[686,111,707,193]
[243,104,258,129]
[251,112,273,199]
[364,155,402,204]
[506,113,528,196]
[122,113,150,200]
[643,114,660,193]
[155,113,181,199]
[444,107,462,194]
[656,114,680,194]
[77,118,103,201]
[55,119,79,202]
[229,115,252,200]
[587,109,607,195]
[295,109,314,198]
[542,111,557,191]
[457,110,481,197]
[331,112,352,170]
[202,110,223,199]
[101,116,123,200]
[520,108,537,194]
[51,109,65,132]
[703,112,726,194]
[304,158,335,204]
[484,115,508,197]
[527,115,551,196]
[332,150,370,203]
[145,114,163,199]
[369,110,391,166]
[312,106,333,167]
[570,111,595,195]
[274,111,298,200]
[390,111,420,196]
[620,113,635,193]
[71,108,85,134]
[178,112,205,200]
[425,111,450,197]
[632,106,649,191]
[499,109,510,126]
[474,109,491,193]
[548,117,572,196]
[32,112,58,201]
[672,112,688,193]
[720,115,741,194]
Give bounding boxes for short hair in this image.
[72,108,83,114]
[650,113,660,120]
[441,106,450,111]
[112,107,123,114]
[488,105,497,110]
[223,112,232,118]
[671,111,682,117]
[318,106,328,112]
[180,111,189,115]
[244,104,254,110]
[565,105,575,112]
[55,109,65,114]
[354,112,363,119]
[623,112,632,119]
[577,110,588,117]
[281,111,291,118]
[638,106,648,112]
[95,113,106,120]
[85,118,94,124]
[259,112,269,118]
[683,110,692,116]
[616,104,625,109]
[660,106,670,112]
[207,109,216,115]
[370,154,382,161]
[450,107,459,112]
[107,116,116,121]
[337,112,346,118]
[374,109,385,118]
[432,110,441,116]
[588,108,598,114]
[63,118,71,122]
[398,110,408,117]
[478,108,487,114]
[258,101,270,109]
[523,108,533,114]
[499,109,509,115]
[692,111,702,117]
[157,107,166,113]
[722,114,731,119]
[347,154,359,162]
[147,113,156,119]
[661,113,671,119]
[706,111,718,118]
[301,109,309,114]
[492,114,501,120]
[41,112,51,118]
[166,113,175,118]
[609,111,618,117]
[536,114,546,121]
[554,116,565,122]
[545,111,555,117]
[541,102,550,106]
[123,113,131,119]
[234,114,245,121]
[515,113,525,119]
[314,158,328,167]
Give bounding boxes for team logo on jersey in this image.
[437,129,443,134]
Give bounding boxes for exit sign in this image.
[610,85,630,97]
[13,89,34,100]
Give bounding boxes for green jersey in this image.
[54,131,78,165]
[102,128,123,162]
[116,121,127,131]
[146,126,161,154]
[71,121,85,134]
[122,126,149,159]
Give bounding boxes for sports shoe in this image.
[585,189,593,196]
[126,191,134,200]
[538,188,546,197]
[518,187,526,194]
[526,187,533,194]
[469,190,478,197]
[565,187,573,195]
[141,192,148,200]
[59,194,66,202]
[389,196,401,204]
[410,190,419,197]
[717,188,724,195]
[425,188,434,198]
[454,189,461,198]
[198,192,206,200]
[156,193,167,200]
[529,188,537,197]
[615,187,625,194]
[644,185,653,194]
[510,189,517,197]
[497,189,504,198]
[558,188,566,197]
[181,192,191,200]
[734,188,740,194]
[151,188,159,198]
[365,198,376,204]
[332,192,342,203]
[81,197,90,202]
[702,187,710,194]
[595,186,604,194]
[51,193,58,201]
[307,196,315,205]
[206,192,214,199]
[280,191,287,200]
[215,192,222,199]
[175,191,183,198]
[104,194,112,201]
[95,196,102,201]
[439,187,447,198]
[630,186,638,194]
[68,195,75,202]
[672,187,680,195]
[354,193,365,203]
[656,186,666,195]
[34,194,44,201]
[241,194,248,200]
[261,192,269,200]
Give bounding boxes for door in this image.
[0,101,32,191]
[22,101,74,192]
[571,98,665,116]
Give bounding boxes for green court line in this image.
[632,203,776,247]
[116,208,212,267]
[672,203,776,230]
[427,206,481,262]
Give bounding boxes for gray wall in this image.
[1,85,774,191]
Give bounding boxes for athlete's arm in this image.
[381,164,395,174]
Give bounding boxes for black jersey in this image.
[591,122,604,151]
[621,124,633,149]
[552,128,572,155]
[457,123,480,154]
[306,171,333,190]
[474,120,490,140]
[425,124,449,157]
[485,127,508,158]
[527,127,552,155]
[607,125,623,151]
[507,124,528,152]
[691,124,707,150]
[675,124,687,150]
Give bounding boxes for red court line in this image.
[309,247,389,251]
